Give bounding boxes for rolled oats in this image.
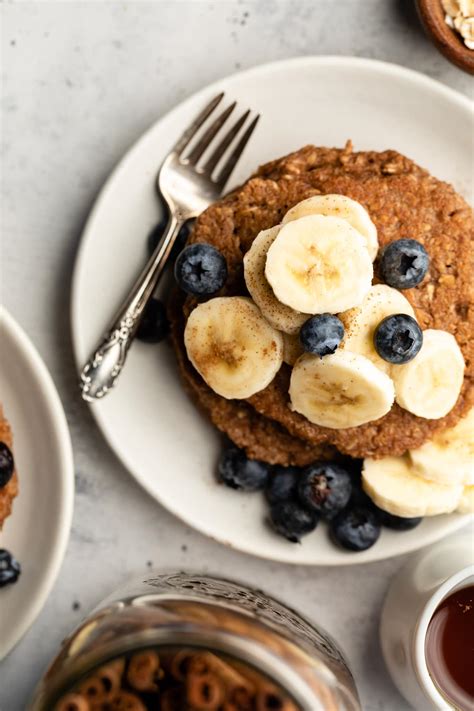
[381,161,401,175]
[459,0,474,17]
[459,16,474,39]
[442,0,474,48]
[441,0,460,16]
[445,12,455,27]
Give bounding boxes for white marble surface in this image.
[1,2,472,709]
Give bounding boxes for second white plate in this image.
[0,309,74,659]
[71,57,472,565]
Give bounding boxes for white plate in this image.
[0,309,74,659]
[71,57,472,566]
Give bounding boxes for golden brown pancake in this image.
[170,143,473,460]
[0,406,18,528]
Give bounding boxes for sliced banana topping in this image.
[282,332,304,366]
[184,296,283,400]
[282,194,379,260]
[362,455,463,517]
[243,226,308,334]
[409,408,474,486]
[339,285,416,373]
[265,214,373,315]
[289,350,394,429]
[182,189,467,437]
[391,329,465,419]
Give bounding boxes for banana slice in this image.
[243,227,308,334]
[362,455,463,517]
[282,194,379,260]
[392,329,465,419]
[265,214,373,315]
[339,285,416,373]
[409,408,474,486]
[289,350,394,429]
[184,296,283,400]
[282,332,304,366]
[457,486,474,514]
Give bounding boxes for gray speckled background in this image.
[1,2,472,709]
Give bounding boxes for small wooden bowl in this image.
[417,0,474,74]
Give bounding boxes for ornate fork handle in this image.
[80,213,183,402]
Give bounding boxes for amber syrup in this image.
[425,584,474,710]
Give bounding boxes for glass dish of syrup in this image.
[425,584,474,711]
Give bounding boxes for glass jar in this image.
[30,573,361,710]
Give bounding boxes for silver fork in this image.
[79,93,259,402]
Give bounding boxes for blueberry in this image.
[339,461,378,509]
[375,509,423,530]
[174,243,227,296]
[380,239,429,289]
[147,216,167,256]
[299,314,344,357]
[0,443,14,489]
[269,500,319,543]
[330,506,381,551]
[349,484,376,510]
[298,463,352,519]
[136,298,169,344]
[374,314,423,364]
[147,218,193,261]
[218,446,270,491]
[265,466,300,505]
[0,549,21,588]
[340,457,364,481]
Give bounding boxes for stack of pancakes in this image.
[170,144,473,465]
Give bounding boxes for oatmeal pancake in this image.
[171,144,473,460]
[0,406,18,528]
[169,295,337,466]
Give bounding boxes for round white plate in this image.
[0,309,74,658]
[71,57,472,565]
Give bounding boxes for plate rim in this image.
[70,55,472,566]
[0,308,74,658]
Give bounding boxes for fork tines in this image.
[174,93,260,188]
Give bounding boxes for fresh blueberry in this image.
[136,298,169,344]
[218,446,270,491]
[375,508,423,530]
[147,218,193,261]
[269,501,319,543]
[0,549,21,588]
[299,314,344,357]
[265,466,300,505]
[174,243,227,296]
[343,470,374,511]
[298,463,352,520]
[147,215,167,256]
[338,461,378,509]
[349,484,376,510]
[340,457,364,481]
[0,443,14,489]
[374,314,423,364]
[330,506,381,551]
[380,238,429,289]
